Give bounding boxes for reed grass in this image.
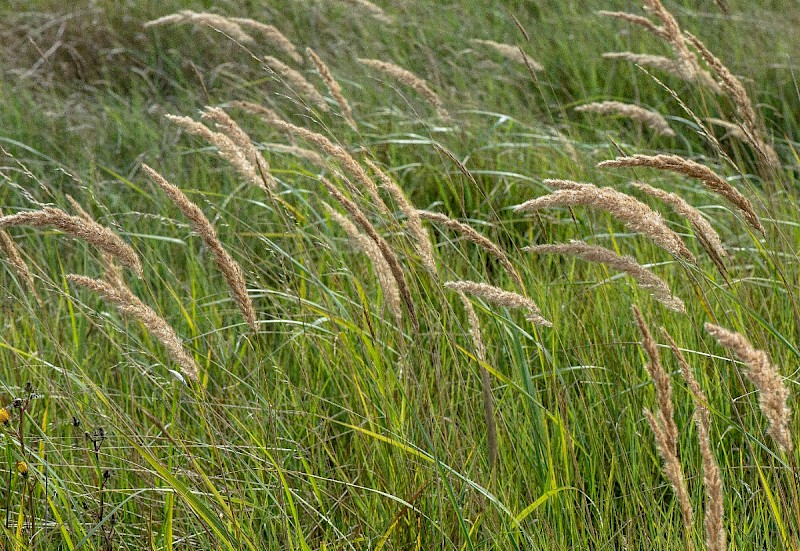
[575,101,674,137]
[358,58,449,120]
[444,280,552,327]
[306,48,358,130]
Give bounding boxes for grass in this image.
[0,0,799,548]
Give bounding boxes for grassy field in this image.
[0,0,799,548]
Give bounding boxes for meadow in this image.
[0,0,799,548]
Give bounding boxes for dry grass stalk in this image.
[0,207,142,277]
[165,114,274,193]
[65,196,126,289]
[324,203,401,324]
[319,176,417,329]
[229,102,390,215]
[706,118,748,142]
[602,52,688,80]
[67,274,199,382]
[663,330,726,551]
[631,182,727,276]
[417,210,523,288]
[228,17,303,63]
[597,10,669,39]
[597,154,764,233]
[515,180,694,261]
[200,107,277,190]
[363,159,436,274]
[357,58,449,120]
[456,290,498,472]
[575,101,675,137]
[705,323,793,453]
[142,165,257,333]
[306,48,358,130]
[144,11,254,44]
[444,280,551,327]
[339,0,393,23]
[526,241,685,313]
[684,32,780,173]
[262,143,327,166]
[633,306,694,550]
[263,56,329,112]
[469,39,543,71]
[0,221,35,295]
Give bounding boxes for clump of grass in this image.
[631,182,728,276]
[417,210,523,288]
[597,154,764,233]
[357,58,449,120]
[229,17,303,63]
[144,11,254,44]
[306,48,358,130]
[574,101,675,137]
[705,323,793,453]
[526,241,685,313]
[633,305,694,551]
[67,274,199,382]
[514,180,694,261]
[0,207,142,277]
[142,165,258,333]
[469,39,543,71]
[262,56,329,112]
[444,280,552,327]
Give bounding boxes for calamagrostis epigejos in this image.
[631,182,727,276]
[228,17,302,64]
[633,306,694,551]
[0,220,35,295]
[306,48,358,130]
[319,176,417,329]
[262,56,329,112]
[705,323,793,453]
[706,118,748,142]
[575,101,675,137]
[68,274,199,382]
[602,52,688,80]
[469,39,543,71]
[200,107,277,190]
[514,180,694,261]
[144,11,253,44]
[417,210,523,289]
[228,102,390,215]
[526,241,685,313]
[597,154,764,233]
[0,207,142,277]
[663,330,726,551]
[262,143,326,167]
[324,203,401,324]
[340,0,393,24]
[684,32,780,173]
[456,290,498,472]
[444,280,552,327]
[65,196,127,289]
[165,113,275,192]
[358,58,449,120]
[143,165,257,333]
[363,159,436,274]
[597,10,669,40]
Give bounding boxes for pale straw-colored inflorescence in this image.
[575,101,675,137]
[67,274,199,382]
[340,0,394,24]
[417,210,523,289]
[602,52,689,81]
[0,221,36,295]
[597,154,764,234]
[443,280,552,327]
[228,17,303,63]
[633,306,694,551]
[262,56,329,112]
[306,48,358,130]
[0,207,142,277]
[144,11,254,44]
[526,241,685,313]
[514,179,694,261]
[469,39,543,71]
[631,182,727,276]
[705,323,793,454]
[142,165,258,333]
[358,58,449,120]
[324,203,401,324]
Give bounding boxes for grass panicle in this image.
[144,11,254,44]
[228,17,303,63]
[444,280,551,327]
[306,48,358,130]
[358,58,449,120]
[469,39,543,71]
[0,224,35,296]
[262,55,329,112]
[575,101,675,137]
